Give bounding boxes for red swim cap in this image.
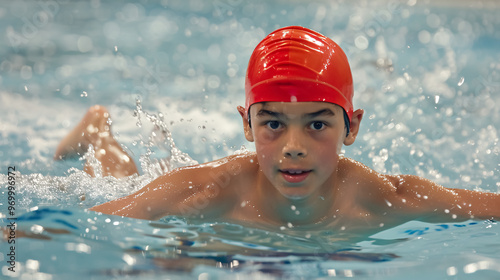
[245,26,354,121]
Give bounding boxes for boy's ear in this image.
[344,109,364,146]
[237,106,254,142]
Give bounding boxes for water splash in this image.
[0,99,200,213]
[133,98,199,178]
[81,144,103,178]
[95,100,199,198]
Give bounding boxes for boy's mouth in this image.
[279,169,312,184]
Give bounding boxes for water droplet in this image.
[30,224,44,234]
[354,35,369,50]
[447,266,458,276]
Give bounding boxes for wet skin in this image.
[89,102,500,235]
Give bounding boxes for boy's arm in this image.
[90,155,243,220]
[385,175,500,222]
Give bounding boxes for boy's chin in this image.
[279,191,311,201]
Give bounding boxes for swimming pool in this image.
[1,0,499,279]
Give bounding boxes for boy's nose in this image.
[284,149,306,158]
[282,130,308,159]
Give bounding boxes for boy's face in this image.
[239,102,359,201]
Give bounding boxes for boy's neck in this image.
[256,174,339,227]
[273,196,333,227]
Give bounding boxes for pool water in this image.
[1,0,499,279]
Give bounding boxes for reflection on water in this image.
[2,207,499,279]
[0,0,499,279]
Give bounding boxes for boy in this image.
[56,26,499,235]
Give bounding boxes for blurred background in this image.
[0,0,498,192]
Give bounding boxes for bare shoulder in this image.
[337,157,442,201]
[336,157,500,223]
[337,156,397,194]
[155,151,259,203]
[91,152,260,220]
[336,156,416,215]
[335,157,427,221]
[178,151,258,182]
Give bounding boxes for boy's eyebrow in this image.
[256,109,282,118]
[255,108,336,118]
[305,109,336,118]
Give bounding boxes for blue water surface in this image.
[0,0,499,279]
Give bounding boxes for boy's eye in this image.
[266,121,282,130]
[310,121,325,130]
